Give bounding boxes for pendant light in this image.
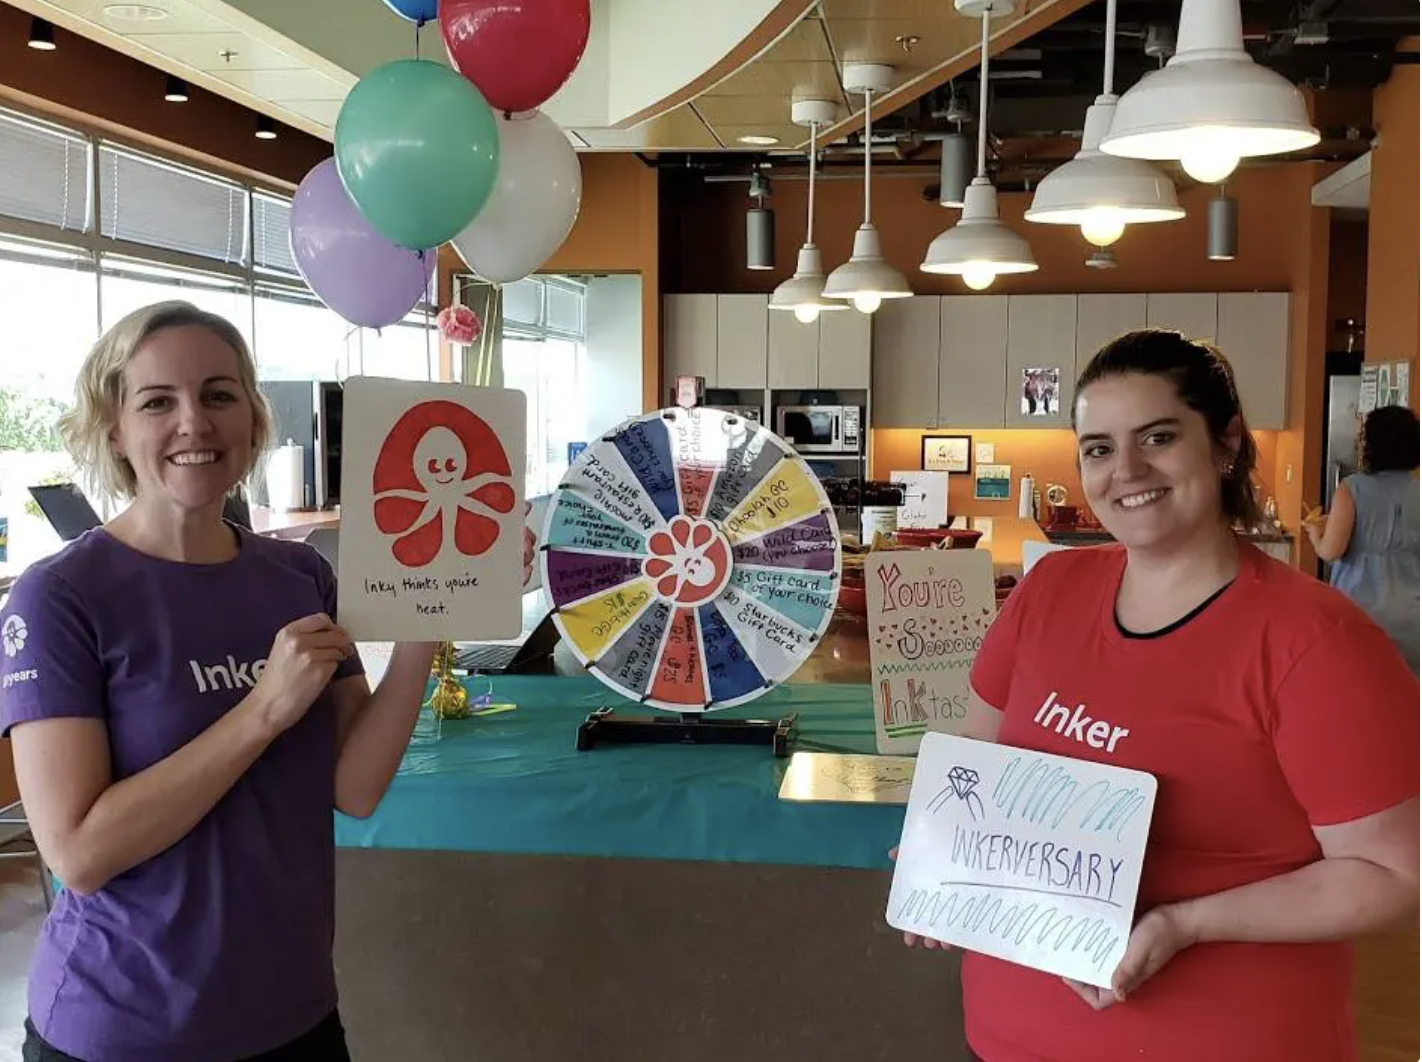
[1024,0,1184,246]
[769,100,848,324]
[1098,0,1319,184]
[822,64,912,315]
[920,0,1037,290]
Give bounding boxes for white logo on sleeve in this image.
[2,615,27,658]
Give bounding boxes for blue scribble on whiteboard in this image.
[992,755,1148,840]
[894,884,1119,970]
[929,765,987,821]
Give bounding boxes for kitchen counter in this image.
[965,516,1049,577]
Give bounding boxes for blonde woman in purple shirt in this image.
[0,302,534,1062]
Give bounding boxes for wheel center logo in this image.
[643,516,731,606]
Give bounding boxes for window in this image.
[500,276,588,497]
[0,110,91,233]
[252,285,354,383]
[0,103,448,576]
[0,238,99,571]
[99,143,248,265]
[100,258,253,344]
[353,314,438,382]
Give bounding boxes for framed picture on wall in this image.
[922,434,972,474]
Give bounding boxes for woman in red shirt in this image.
[903,330,1419,1062]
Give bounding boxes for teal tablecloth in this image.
[334,676,905,870]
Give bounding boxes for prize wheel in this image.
[540,406,842,711]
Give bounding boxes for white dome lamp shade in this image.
[769,100,848,324]
[920,0,1037,290]
[822,64,913,315]
[1098,0,1319,184]
[1024,0,1184,247]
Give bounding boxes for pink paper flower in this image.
[437,304,482,346]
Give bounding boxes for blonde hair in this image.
[60,301,273,501]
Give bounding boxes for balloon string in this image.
[414,21,422,60]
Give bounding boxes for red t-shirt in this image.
[964,540,1419,1062]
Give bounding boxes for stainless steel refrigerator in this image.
[1323,374,1362,510]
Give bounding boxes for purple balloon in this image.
[289,158,436,329]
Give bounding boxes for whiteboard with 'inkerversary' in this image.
[886,732,1158,988]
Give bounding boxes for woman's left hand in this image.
[1062,904,1196,1010]
[522,502,537,586]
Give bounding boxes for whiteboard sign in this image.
[887,732,1158,988]
[866,549,996,754]
[337,377,526,641]
[891,470,949,529]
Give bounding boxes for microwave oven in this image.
[775,405,861,454]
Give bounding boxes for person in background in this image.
[0,302,535,1062]
[900,330,1418,1062]
[1305,404,1419,674]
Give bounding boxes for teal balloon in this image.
[335,60,500,250]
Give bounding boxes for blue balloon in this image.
[382,0,437,24]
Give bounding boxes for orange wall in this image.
[872,429,1280,520]
[665,163,1323,532]
[1363,60,1419,410]
[437,152,661,410]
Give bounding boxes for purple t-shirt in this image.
[0,527,364,1062]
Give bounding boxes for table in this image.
[248,505,340,540]
[330,676,971,1062]
[335,676,900,870]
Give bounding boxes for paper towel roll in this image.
[1018,475,1035,520]
[266,440,305,512]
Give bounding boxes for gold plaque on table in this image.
[777,752,916,805]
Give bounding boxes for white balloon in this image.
[450,110,582,285]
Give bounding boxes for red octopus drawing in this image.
[372,400,515,568]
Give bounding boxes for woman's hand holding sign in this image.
[1061,905,1197,1009]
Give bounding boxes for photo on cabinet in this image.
[1021,367,1060,417]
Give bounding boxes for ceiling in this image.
[0,0,1095,150]
[0,0,1414,165]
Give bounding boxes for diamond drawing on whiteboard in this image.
[371,400,516,568]
[928,764,986,821]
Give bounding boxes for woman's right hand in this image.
[250,613,355,737]
[890,846,957,952]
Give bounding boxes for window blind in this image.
[0,107,91,232]
[99,143,248,264]
[252,192,298,276]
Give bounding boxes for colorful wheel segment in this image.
[540,407,843,711]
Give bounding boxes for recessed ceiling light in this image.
[102,4,170,20]
[737,134,780,146]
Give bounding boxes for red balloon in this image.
[440,0,591,114]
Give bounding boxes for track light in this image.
[28,18,57,51]
[165,76,190,103]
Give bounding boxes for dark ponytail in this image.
[1074,329,1261,528]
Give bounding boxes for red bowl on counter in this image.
[894,528,984,550]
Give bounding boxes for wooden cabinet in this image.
[767,311,819,389]
[715,294,768,388]
[662,294,717,389]
[1217,292,1290,429]
[1075,294,1148,379]
[1005,295,1077,428]
[940,295,1009,428]
[818,310,872,389]
[1146,293,1218,344]
[872,297,941,427]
